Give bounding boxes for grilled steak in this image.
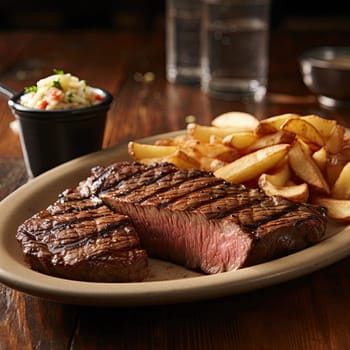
[79,161,328,274]
[16,160,328,281]
[16,191,148,282]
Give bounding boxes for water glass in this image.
[166,0,201,85]
[200,0,271,101]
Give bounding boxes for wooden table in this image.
[1,25,350,350]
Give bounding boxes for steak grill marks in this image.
[19,196,135,254]
[115,168,215,205]
[98,162,327,273]
[100,163,186,199]
[90,162,305,235]
[16,161,328,281]
[80,161,156,196]
[16,186,149,282]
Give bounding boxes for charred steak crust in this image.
[82,161,327,273]
[16,161,328,281]
[16,192,148,282]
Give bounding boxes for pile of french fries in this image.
[128,111,350,222]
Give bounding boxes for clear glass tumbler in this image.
[166,0,201,85]
[201,0,271,101]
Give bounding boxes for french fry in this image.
[199,157,228,172]
[154,134,191,146]
[154,137,176,146]
[312,147,328,172]
[244,130,295,153]
[255,113,300,134]
[331,162,350,199]
[258,173,309,203]
[214,144,290,183]
[325,124,345,154]
[128,142,178,160]
[312,197,350,222]
[326,153,348,188]
[186,140,239,163]
[127,110,350,222]
[288,140,330,194]
[172,140,238,169]
[222,132,257,150]
[211,111,259,131]
[209,134,224,145]
[139,150,200,169]
[261,160,291,186]
[164,151,201,169]
[281,118,324,147]
[187,123,240,142]
[300,114,336,139]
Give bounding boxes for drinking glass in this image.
[200,0,271,101]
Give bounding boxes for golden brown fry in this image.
[258,173,309,203]
[214,144,290,183]
[128,111,350,222]
[154,135,189,146]
[186,140,239,163]
[312,197,350,222]
[199,157,228,172]
[300,115,337,138]
[281,118,324,147]
[331,162,350,199]
[300,115,344,153]
[326,153,348,188]
[262,160,291,186]
[154,137,176,146]
[244,130,295,153]
[222,132,257,150]
[128,142,178,160]
[288,140,330,194]
[139,150,200,169]
[165,151,201,169]
[187,123,240,142]
[325,124,345,154]
[312,147,328,172]
[255,113,300,134]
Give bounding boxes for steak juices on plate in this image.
[16,161,328,282]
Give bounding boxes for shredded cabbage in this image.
[20,71,103,110]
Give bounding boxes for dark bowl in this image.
[8,87,113,177]
[299,46,350,107]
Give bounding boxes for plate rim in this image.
[0,130,350,306]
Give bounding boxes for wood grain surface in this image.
[1,27,350,350]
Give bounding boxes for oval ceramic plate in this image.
[0,131,350,306]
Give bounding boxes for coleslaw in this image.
[20,69,104,110]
